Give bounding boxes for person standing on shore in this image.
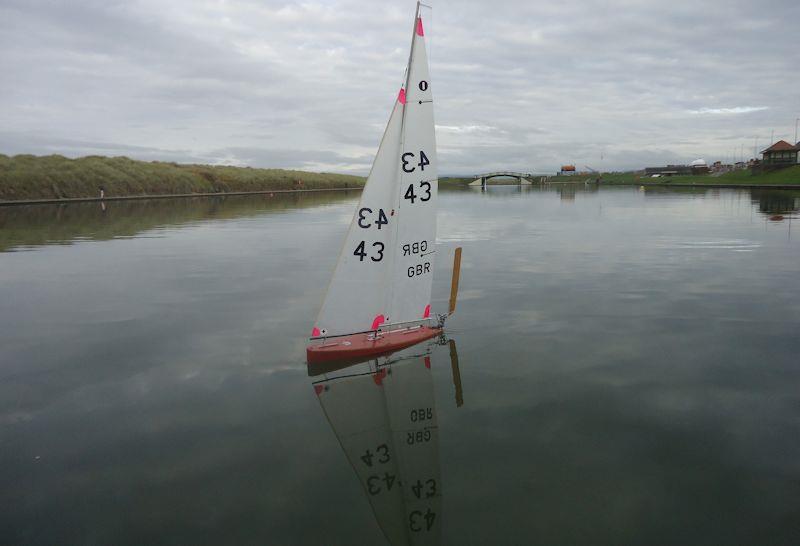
[99,186,105,199]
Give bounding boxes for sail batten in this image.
[312,5,437,340]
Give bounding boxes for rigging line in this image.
[308,317,435,341]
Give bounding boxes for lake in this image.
[1,185,799,545]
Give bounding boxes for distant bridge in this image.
[469,171,535,188]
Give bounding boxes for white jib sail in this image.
[312,6,437,338]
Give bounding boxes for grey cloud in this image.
[1,0,798,173]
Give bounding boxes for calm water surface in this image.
[1,186,799,545]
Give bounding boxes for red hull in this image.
[306,326,441,365]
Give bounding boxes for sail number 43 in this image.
[401,150,430,173]
[402,151,433,203]
[358,207,389,229]
[404,181,431,204]
[354,241,384,262]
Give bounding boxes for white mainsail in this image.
[313,5,437,338]
[389,12,437,332]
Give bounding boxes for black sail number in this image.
[372,242,384,261]
[401,150,430,173]
[358,207,389,229]
[403,181,432,204]
[354,241,384,262]
[420,181,431,201]
[419,80,428,91]
[401,152,415,173]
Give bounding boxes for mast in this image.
[386,1,423,320]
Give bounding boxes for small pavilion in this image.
[760,140,799,167]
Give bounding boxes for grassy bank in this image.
[600,166,800,186]
[0,154,365,201]
[439,176,476,187]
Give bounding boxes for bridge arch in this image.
[469,171,534,188]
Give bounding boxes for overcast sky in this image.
[1,0,798,174]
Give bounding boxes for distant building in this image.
[760,140,799,167]
[690,159,710,173]
[644,160,709,176]
[560,165,576,175]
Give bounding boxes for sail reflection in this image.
[310,340,461,545]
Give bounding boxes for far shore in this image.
[440,165,800,188]
[3,154,800,205]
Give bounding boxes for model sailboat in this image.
[307,3,461,365]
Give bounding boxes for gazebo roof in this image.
[760,140,800,154]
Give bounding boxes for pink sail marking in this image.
[416,17,424,36]
[311,327,321,337]
[314,385,324,396]
[398,88,406,104]
[423,304,431,318]
[424,356,431,369]
[371,314,386,330]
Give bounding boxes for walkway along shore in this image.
[0,187,363,207]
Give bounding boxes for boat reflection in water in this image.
[309,339,462,545]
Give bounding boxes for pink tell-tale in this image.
[371,314,386,331]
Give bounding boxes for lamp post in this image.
[795,118,799,144]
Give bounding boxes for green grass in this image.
[0,154,365,201]
[600,166,800,186]
[439,176,476,187]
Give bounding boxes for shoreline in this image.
[2,181,798,207]
[602,182,800,190]
[606,182,800,190]
[0,186,363,207]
